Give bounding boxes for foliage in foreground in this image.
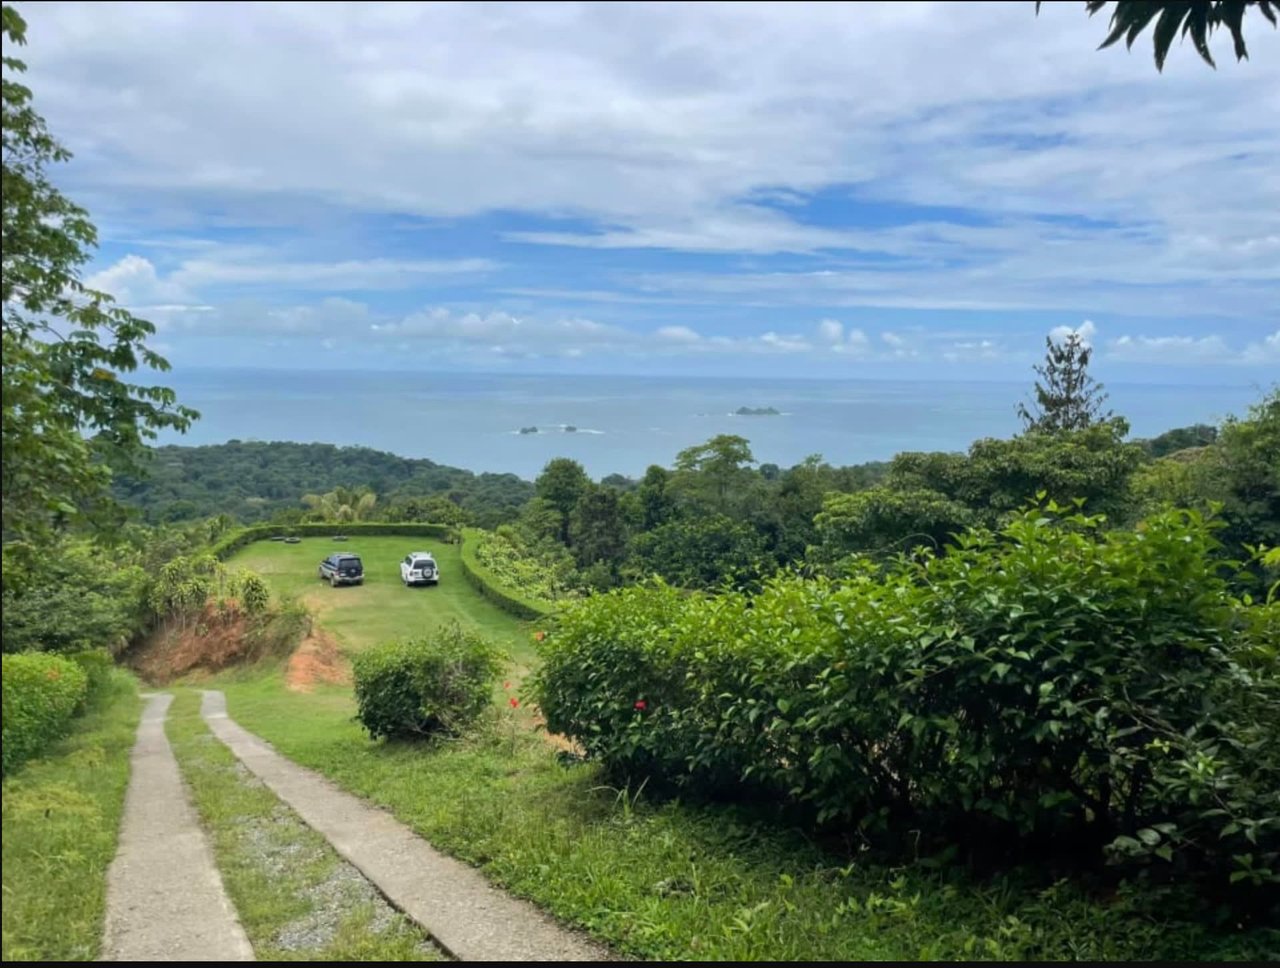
[2,5,195,544]
[223,676,1280,961]
[1,668,140,961]
[1,652,88,775]
[536,506,1280,892]
[1,540,149,654]
[1049,0,1279,71]
[353,623,504,740]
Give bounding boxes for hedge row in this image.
[2,653,89,775]
[207,520,550,622]
[210,521,456,560]
[534,508,1280,884]
[459,528,553,620]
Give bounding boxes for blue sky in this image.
[17,1,1280,382]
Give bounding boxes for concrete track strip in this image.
[102,693,254,962]
[200,690,612,962]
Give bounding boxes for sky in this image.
[14,1,1280,383]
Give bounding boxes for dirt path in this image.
[285,627,351,692]
[200,690,612,962]
[102,693,254,962]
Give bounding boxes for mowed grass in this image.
[230,537,537,667]
[220,673,1279,963]
[1,671,143,962]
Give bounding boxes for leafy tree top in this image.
[1017,331,1112,435]
[2,4,197,542]
[1044,0,1278,70]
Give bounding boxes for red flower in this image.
[534,630,546,642]
[634,700,647,710]
[509,697,520,708]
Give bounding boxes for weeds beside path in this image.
[219,673,1280,962]
[166,690,443,961]
[1,671,141,962]
[198,689,609,962]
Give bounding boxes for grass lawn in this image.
[165,690,443,961]
[230,537,539,668]
[1,671,143,962]
[219,673,1279,962]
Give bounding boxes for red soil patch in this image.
[130,601,258,684]
[285,628,351,692]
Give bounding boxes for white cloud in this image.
[1049,319,1097,347]
[19,3,1280,285]
[1106,332,1233,364]
[1242,329,1280,363]
[817,319,870,354]
[881,331,905,348]
[656,325,701,343]
[85,254,193,308]
[171,256,494,291]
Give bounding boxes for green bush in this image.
[68,649,115,704]
[536,506,1279,887]
[1,541,148,655]
[209,521,456,561]
[2,653,89,775]
[459,528,553,620]
[352,623,503,740]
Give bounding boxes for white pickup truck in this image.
[400,552,440,586]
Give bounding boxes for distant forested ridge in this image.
[112,441,534,527]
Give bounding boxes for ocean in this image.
[156,370,1265,480]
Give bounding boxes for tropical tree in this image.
[634,465,676,531]
[569,485,629,570]
[300,486,378,522]
[1,5,197,542]
[1044,0,1277,70]
[1017,331,1112,434]
[814,487,975,562]
[630,514,766,588]
[535,458,590,544]
[671,434,759,517]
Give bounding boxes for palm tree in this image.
[300,486,378,522]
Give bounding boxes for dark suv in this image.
[318,553,364,587]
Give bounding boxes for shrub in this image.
[2,653,89,775]
[68,649,115,704]
[237,571,271,614]
[459,528,553,620]
[209,521,455,560]
[353,623,503,740]
[536,506,1279,887]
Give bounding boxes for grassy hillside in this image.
[229,536,537,667]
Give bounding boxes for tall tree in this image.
[569,485,628,570]
[2,5,196,543]
[635,465,676,531]
[1043,1,1277,70]
[672,434,758,516]
[534,457,590,544]
[1017,331,1112,434]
